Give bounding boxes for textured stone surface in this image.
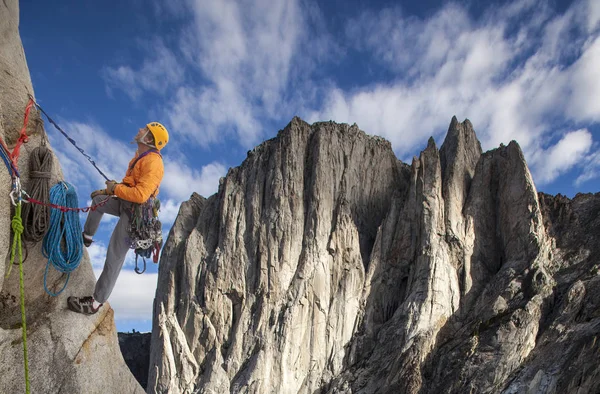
[0,1,143,393]
[149,119,401,393]
[149,112,599,394]
[119,331,152,389]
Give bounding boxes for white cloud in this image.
[165,0,307,147]
[94,269,158,321]
[162,160,226,200]
[185,0,300,113]
[104,0,337,149]
[95,0,599,192]
[155,160,225,228]
[532,129,593,185]
[586,0,600,33]
[103,38,185,101]
[576,149,600,186]
[566,36,600,122]
[309,0,600,187]
[158,198,181,226]
[167,84,262,148]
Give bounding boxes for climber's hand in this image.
[105,180,118,195]
[90,189,108,199]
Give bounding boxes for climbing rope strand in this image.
[11,98,33,164]
[0,97,33,179]
[31,99,110,181]
[0,137,19,178]
[42,182,83,296]
[0,97,33,174]
[9,203,31,393]
[25,195,110,213]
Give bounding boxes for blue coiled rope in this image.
[42,182,83,296]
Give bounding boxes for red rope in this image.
[0,98,33,175]
[25,196,110,213]
[12,98,33,166]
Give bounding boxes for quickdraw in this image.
[127,197,163,274]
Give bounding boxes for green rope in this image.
[9,203,30,394]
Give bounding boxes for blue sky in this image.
[19,0,599,332]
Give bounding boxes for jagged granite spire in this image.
[439,116,482,243]
[149,115,600,394]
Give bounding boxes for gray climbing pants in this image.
[83,195,132,304]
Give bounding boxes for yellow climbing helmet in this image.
[146,122,169,150]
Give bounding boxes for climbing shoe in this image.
[67,296,102,315]
[82,233,93,247]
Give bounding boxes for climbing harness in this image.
[122,148,164,273]
[42,182,84,296]
[128,196,163,274]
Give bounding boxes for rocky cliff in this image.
[0,1,143,393]
[119,331,152,389]
[149,115,599,393]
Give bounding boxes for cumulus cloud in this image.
[166,0,307,147]
[94,268,158,321]
[157,160,226,227]
[158,198,182,226]
[104,0,337,149]
[576,149,600,186]
[167,84,262,147]
[309,0,600,186]
[162,160,226,200]
[532,129,593,185]
[586,0,600,33]
[566,36,600,122]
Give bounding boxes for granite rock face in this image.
[149,119,401,393]
[0,1,143,393]
[149,112,599,394]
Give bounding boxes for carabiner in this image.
[9,189,17,206]
[9,178,22,206]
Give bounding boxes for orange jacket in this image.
[114,150,164,204]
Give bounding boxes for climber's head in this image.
[135,122,169,150]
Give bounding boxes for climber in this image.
[67,122,169,315]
